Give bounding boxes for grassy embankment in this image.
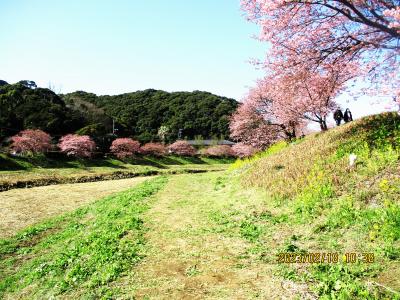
[0,154,232,191]
[224,112,400,298]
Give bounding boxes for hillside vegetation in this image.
[62,89,237,142]
[0,82,237,143]
[228,112,400,298]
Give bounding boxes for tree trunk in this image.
[320,120,328,131]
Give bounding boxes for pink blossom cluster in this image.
[168,140,196,156]
[202,145,235,157]
[58,134,96,158]
[230,101,287,149]
[232,143,257,158]
[384,7,400,29]
[10,129,52,154]
[139,142,166,156]
[241,0,399,104]
[110,138,140,159]
[232,0,399,147]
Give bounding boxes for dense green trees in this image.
[0,81,237,145]
[62,89,238,142]
[0,82,82,140]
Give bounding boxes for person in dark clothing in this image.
[333,109,344,126]
[343,108,353,123]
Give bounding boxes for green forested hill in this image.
[62,89,238,142]
[0,82,84,140]
[0,81,237,143]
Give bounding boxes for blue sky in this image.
[0,0,266,99]
[0,0,392,119]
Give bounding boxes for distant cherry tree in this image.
[232,143,257,158]
[110,138,140,159]
[58,134,96,158]
[10,129,52,155]
[140,142,166,156]
[203,145,235,157]
[168,140,196,156]
[230,83,302,149]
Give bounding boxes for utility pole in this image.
[112,119,118,135]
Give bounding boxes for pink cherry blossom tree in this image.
[10,129,52,155]
[230,81,304,149]
[232,143,257,158]
[139,142,166,156]
[202,145,235,157]
[58,134,96,158]
[230,102,284,149]
[241,0,399,100]
[264,61,357,131]
[168,140,196,156]
[110,138,140,159]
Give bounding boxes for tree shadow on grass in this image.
[71,158,127,169]
[0,152,233,172]
[0,154,127,171]
[0,155,28,171]
[124,156,167,169]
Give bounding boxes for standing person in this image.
[343,108,353,123]
[333,108,344,126]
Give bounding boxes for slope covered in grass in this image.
[230,112,400,298]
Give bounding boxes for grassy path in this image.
[0,177,150,237]
[0,177,169,299]
[2,170,390,298]
[113,172,288,299]
[7,170,392,298]
[1,171,293,299]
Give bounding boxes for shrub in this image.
[10,129,52,155]
[168,140,196,156]
[58,134,96,158]
[203,145,235,157]
[232,143,257,158]
[139,142,166,156]
[110,138,140,159]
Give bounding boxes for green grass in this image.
[0,154,232,172]
[0,154,232,191]
[225,112,400,299]
[0,176,168,299]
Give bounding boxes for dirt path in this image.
[0,177,149,237]
[114,172,287,299]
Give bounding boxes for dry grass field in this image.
[0,177,149,237]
